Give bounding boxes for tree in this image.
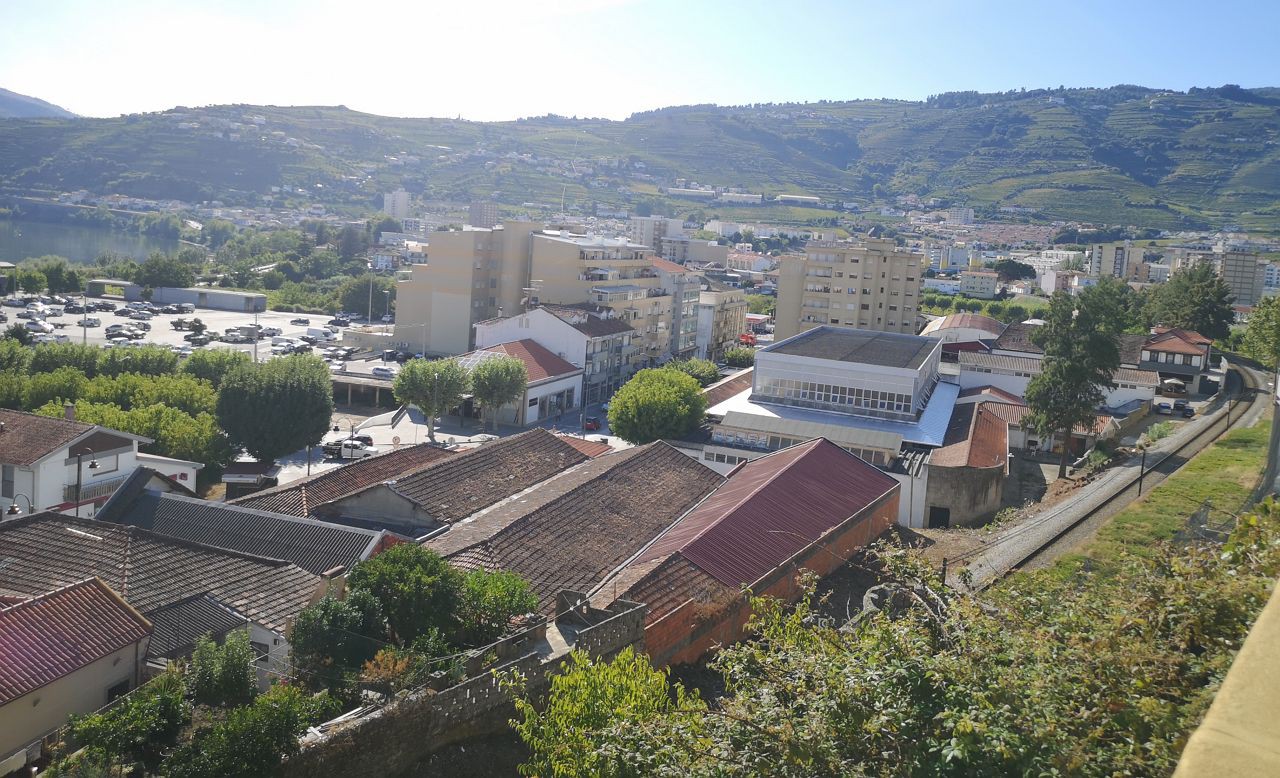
[347,544,464,646]
[25,366,88,409]
[1241,295,1280,368]
[370,215,402,237]
[1145,264,1234,339]
[290,591,386,690]
[607,368,708,444]
[216,355,334,463]
[746,294,776,316]
[458,569,538,646]
[337,225,369,261]
[723,347,756,368]
[181,348,251,389]
[509,647,705,778]
[337,274,395,320]
[97,344,179,377]
[1082,275,1141,335]
[29,343,101,377]
[3,323,31,346]
[16,266,46,293]
[190,317,207,336]
[62,669,191,775]
[392,357,470,442]
[0,373,26,409]
[29,255,84,292]
[186,630,257,708]
[136,251,195,289]
[1025,292,1120,478]
[666,358,720,388]
[470,354,528,432]
[0,338,32,372]
[992,258,1036,281]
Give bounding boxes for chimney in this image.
[64,402,76,422]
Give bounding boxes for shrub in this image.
[723,347,756,368]
[187,630,258,708]
[62,670,190,774]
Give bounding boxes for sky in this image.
[1,0,1276,121]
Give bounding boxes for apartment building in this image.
[468,201,499,229]
[652,258,700,359]
[775,231,925,339]
[383,189,411,220]
[1088,241,1134,278]
[395,222,680,363]
[1216,249,1265,306]
[959,270,999,299]
[628,215,683,254]
[659,237,729,265]
[696,281,749,362]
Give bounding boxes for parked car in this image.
[105,323,128,335]
[161,304,181,314]
[115,307,134,316]
[24,320,53,334]
[63,303,85,314]
[371,365,397,379]
[16,310,37,320]
[43,307,63,317]
[176,303,195,314]
[329,361,347,372]
[184,332,212,345]
[1155,402,1173,415]
[130,311,154,321]
[327,317,350,327]
[80,317,101,328]
[381,314,394,323]
[1181,407,1196,418]
[290,317,311,326]
[221,332,250,344]
[107,336,131,348]
[259,326,282,337]
[1173,399,1189,410]
[584,417,601,431]
[322,439,380,460]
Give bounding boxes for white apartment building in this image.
[775,231,925,339]
[959,270,999,299]
[383,189,411,220]
[628,215,684,254]
[1088,242,1134,278]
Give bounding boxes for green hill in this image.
[0,87,77,119]
[0,85,1277,231]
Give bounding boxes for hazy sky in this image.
[2,0,1275,120]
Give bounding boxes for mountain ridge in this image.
[0,85,1276,231]
[0,87,77,119]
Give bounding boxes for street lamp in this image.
[80,293,88,346]
[383,290,391,332]
[74,448,100,519]
[6,493,33,516]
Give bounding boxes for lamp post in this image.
[5,493,33,516]
[383,290,391,332]
[74,448,101,518]
[80,294,88,346]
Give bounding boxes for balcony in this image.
[63,473,131,504]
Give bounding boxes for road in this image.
[950,362,1269,590]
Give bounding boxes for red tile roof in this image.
[650,257,694,274]
[474,340,582,383]
[1152,327,1212,345]
[1145,332,1207,356]
[931,405,1009,469]
[634,439,898,588]
[0,408,93,466]
[958,385,1025,404]
[0,578,152,705]
[553,433,613,458]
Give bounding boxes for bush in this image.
[62,670,190,774]
[347,544,464,646]
[607,368,708,444]
[187,630,258,708]
[665,358,720,388]
[458,569,538,646]
[723,347,756,368]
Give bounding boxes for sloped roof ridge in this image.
[45,513,298,568]
[153,491,385,537]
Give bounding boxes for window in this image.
[106,679,131,703]
[251,641,270,664]
[1,465,12,499]
[528,397,538,407]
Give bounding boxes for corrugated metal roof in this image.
[0,578,152,705]
[636,439,898,588]
[146,593,249,660]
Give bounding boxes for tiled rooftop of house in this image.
[229,443,454,518]
[991,321,1044,355]
[99,490,394,575]
[766,326,938,370]
[457,339,582,383]
[552,433,613,458]
[919,313,1005,338]
[145,593,251,661]
[0,578,152,705]
[0,408,93,466]
[930,404,1009,469]
[327,428,589,525]
[0,513,317,635]
[439,442,724,613]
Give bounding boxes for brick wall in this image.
[281,595,644,777]
[647,490,899,667]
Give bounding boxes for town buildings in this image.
[455,339,584,426]
[627,215,683,254]
[383,189,411,220]
[959,269,999,299]
[1088,241,1134,278]
[1216,249,1266,307]
[775,231,925,339]
[696,280,749,362]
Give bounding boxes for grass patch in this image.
[1048,418,1271,579]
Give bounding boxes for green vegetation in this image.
[1145,264,1235,339]
[1056,419,1271,576]
[1241,294,1280,368]
[186,631,258,708]
[215,354,334,463]
[607,367,708,444]
[919,293,1047,323]
[665,358,721,388]
[746,294,776,316]
[513,489,1280,776]
[1,86,1278,230]
[469,354,529,432]
[723,346,756,368]
[392,357,470,442]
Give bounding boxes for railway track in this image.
[956,363,1268,589]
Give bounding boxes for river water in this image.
[0,218,181,264]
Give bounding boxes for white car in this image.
[371,366,398,379]
[323,439,381,460]
[24,320,53,334]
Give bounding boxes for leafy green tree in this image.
[165,684,338,778]
[25,366,88,410]
[1004,303,1029,323]
[1241,295,1280,368]
[607,368,707,444]
[16,266,46,293]
[723,346,756,368]
[203,219,236,249]
[1083,275,1142,335]
[347,544,464,646]
[666,358,720,388]
[136,251,196,288]
[336,274,395,320]
[509,647,706,778]
[1144,263,1234,339]
[337,225,369,261]
[1025,292,1120,478]
[746,294,776,316]
[29,255,84,292]
[370,215,402,237]
[458,569,538,646]
[392,357,470,442]
[62,670,190,775]
[290,590,387,691]
[992,258,1036,281]
[29,343,101,377]
[186,630,258,708]
[97,344,179,377]
[83,373,217,416]
[469,354,528,432]
[0,338,32,372]
[216,355,334,463]
[181,348,251,389]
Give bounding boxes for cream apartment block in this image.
[959,270,998,299]
[774,232,925,340]
[395,221,680,363]
[1088,241,1134,278]
[1215,249,1265,307]
[696,281,749,361]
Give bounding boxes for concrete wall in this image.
[121,285,266,312]
[886,465,929,528]
[924,463,1004,527]
[0,640,145,765]
[643,490,899,667]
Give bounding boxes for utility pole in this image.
[253,308,259,362]
[80,294,87,346]
[367,275,374,325]
[1138,447,1147,495]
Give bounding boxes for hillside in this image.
[0,87,76,119]
[0,85,1277,231]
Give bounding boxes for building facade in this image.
[959,270,998,299]
[775,233,925,339]
[1216,249,1265,307]
[696,282,749,362]
[383,190,411,220]
[467,201,499,229]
